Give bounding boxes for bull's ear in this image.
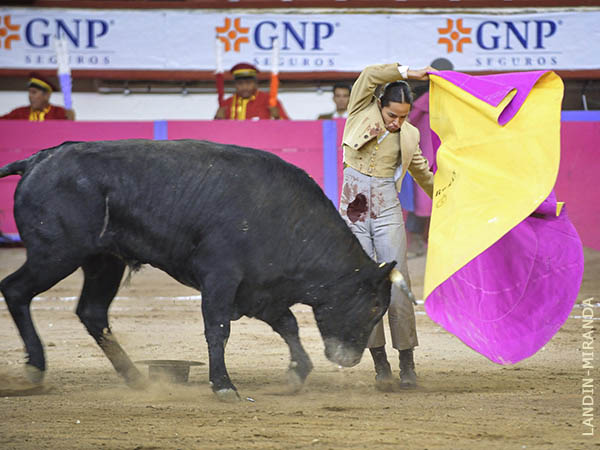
[377,261,397,281]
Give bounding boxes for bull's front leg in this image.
[260,308,313,393]
[201,279,239,402]
[204,321,238,401]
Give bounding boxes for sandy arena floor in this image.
[0,247,598,449]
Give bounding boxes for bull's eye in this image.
[371,306,379,315]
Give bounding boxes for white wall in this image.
[0,89,338,121]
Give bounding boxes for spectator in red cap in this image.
[0,74,75,121]
[215,63,289,120]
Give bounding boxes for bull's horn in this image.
[389,269,418,306]
[389,268,404,284]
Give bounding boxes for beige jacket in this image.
[342,64,433,198]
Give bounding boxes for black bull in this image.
[0,139,398,400]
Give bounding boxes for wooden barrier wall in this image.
[1,115,598,250]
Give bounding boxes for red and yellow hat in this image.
[28,73,56,92]
[230,63,258,80]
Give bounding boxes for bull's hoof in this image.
[286,360,312,393]
[286,369,304,393]
[214,388,241,403]
[24,364,44,385]
[126,375,150,390]
[123,367,149,390]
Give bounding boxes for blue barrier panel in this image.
[322,120,339,207]
[153,120,168,140]
[561,111,600,122]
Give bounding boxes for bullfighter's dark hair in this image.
[380,81,413,107]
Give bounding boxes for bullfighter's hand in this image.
[66,109,76,120]
[407,67,437,81]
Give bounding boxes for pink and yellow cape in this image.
[425,71,584,364]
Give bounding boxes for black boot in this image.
[399,348,417,388]
[370,346,394,392]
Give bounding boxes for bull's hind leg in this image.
[0,261,79,384]
[76,254,146,389]
[259,308,313,393]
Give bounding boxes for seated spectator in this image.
[0,74,74,121]
[214,63,289,120]
[317,83,351,119]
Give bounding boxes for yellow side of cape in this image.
[424,72,563,299]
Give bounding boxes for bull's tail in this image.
[0,143,80,179]
[0,160,29,178]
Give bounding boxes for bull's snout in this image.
[323,338,363,367]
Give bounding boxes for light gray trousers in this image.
[339,167,418,350]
